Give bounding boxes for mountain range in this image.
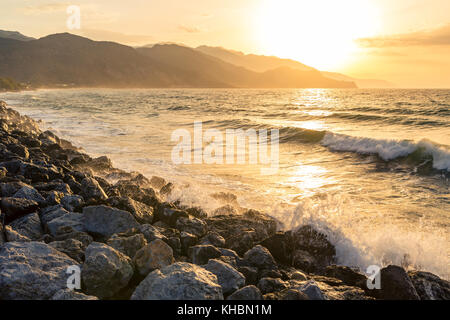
[0,30,391,89]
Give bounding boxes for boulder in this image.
[377,265,420,300]
[53,229,93,249]
[51,289,98,300]
[227,285,263,300]
[156,207,189,227]
[176,216,207,238]
[238,266,259,286]
[4,225,31,242]
[83,205,140,239]
[139,224,168,243]
[297,280,326,300]
[200,232,226,247]
[324,265,367,289]
[81,177,108,202]
[60,195,84,212]
[205,259,245,295]
[107,231,147,259]
[133,239,174,276]
[131,262,223,300]
[49,239,86,263]
[188,245,222,265]
[13,185,45,204]
[47,212,85,236]
[264,288,309,300]
[0,242,79,299]
[106,196,154,224]
[243,245,277,270]
[257,277,288,294]
[180,231,198,255]
[8,212,43,240]
[39,205,69,226]
[82,242,134,299]
[408,271,450,300]
[1,197,39,223]
[259,232,293,265]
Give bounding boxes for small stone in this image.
[133,239,174,276]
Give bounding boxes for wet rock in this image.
[133,239,174,276]
[150,176,166,190]
[12,185,45,204]
[258,277,288,294]
[8,212,43,240]
[107,231,147,259]
[115,181,160,208]
[50,289,98,300]
[81,177,108,202]
[292,249,318,273]
[297,280,326,300]
[180,231,198,255]
[243,245,277,270]
[259,232,293,265]
[159,182,174,197]
[47,212,85,236]
[324,265,367,289]
[0,242,78,299]
[131,262,223,300]
[82,242,134,299]
[238,266,259,286]
[4,225,31,242]
[188,245,222,265]
[200,232,226,247]
[227,285,263,300]
[49,239,85,263]
[1,197,39,224]
[205,259,245,295]
[83,205,140,239]
[290,225,336,270]
[156,206,189,227]
[408,271,450,300]
[205,212,277,255]
[60,194,84,212]
[376,265,420,300]
[106,196,154,224]
[176,216,207,237]
[213,205,237,215]
[139,224,168,243]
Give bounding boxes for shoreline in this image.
[0,100,448,300]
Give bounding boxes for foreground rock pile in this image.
[0,101,448,300]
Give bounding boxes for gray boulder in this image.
[13,186,45,204]
[83,205,140,239]
[298,280,326,300]
[107,231,147,259]
[106,196,154,224]
[47,212,85,236]
[49,239,86,263]
[8,212,43,240]
[243,245,277,270]
[408,270,450,300]
[176,216,207,237]
[188,245,222,265]
[257,277,288,294]
[377,265,420,300]
[139,224,168,243]
[1,197,39,223]
[81,177,108,201]
[205,259,245,295]
[131,262,223,300]
[4,225,31,242]
[60,195,84,212]
[133,239,174,276]
[0,242,79,299]
[82,242,134,299]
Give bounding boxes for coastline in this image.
[0,100,448,300]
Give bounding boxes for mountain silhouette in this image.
[0,33,356,88]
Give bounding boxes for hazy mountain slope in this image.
[321,71,395,88]
[197,45,391,88]
[196,45,315,72]
[0,33,355,88]
[0,30,35,41]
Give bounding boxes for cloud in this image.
[77,29,154,45]
[177,25,203,33]
[357,24,450,47]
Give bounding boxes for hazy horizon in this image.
[1,0,450,88]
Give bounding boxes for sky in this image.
[1,0,450,87]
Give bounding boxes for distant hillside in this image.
[197,45,391,88]
[321,71,395,88]
[0,33,355,88]
[0,30,34,41]
[196,46,315,72]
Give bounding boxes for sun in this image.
[254,0,380,70]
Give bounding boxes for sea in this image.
[2,88,449,279]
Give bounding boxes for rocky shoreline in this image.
[0,100,448,300]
